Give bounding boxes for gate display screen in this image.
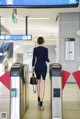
[0,0,79,7]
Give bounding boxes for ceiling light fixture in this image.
[9,27,58,30]
[28,18,50,20]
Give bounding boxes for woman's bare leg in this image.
[39,75,45,111]
[40,76,45,102]
[37,79,41,101]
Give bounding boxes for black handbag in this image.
[30,73,37,85]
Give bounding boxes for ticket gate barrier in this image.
[10,63,29,119]
[77,65,80,103]
[50,63,62,119]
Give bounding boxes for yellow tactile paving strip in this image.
[64,87,79,90]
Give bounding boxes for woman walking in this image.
[32,36,49,111]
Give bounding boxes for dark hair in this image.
[37,37,45,45]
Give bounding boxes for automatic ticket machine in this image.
[50,63,62,119]
[10,63,29,119]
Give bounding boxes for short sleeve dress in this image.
[32,46,49,80]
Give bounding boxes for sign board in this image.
[65,38,75,61]
[0,35,32,40]
[0,0,79,7]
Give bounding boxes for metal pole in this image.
[0,16,1,35]
[26,16,28,35]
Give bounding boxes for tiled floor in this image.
[23,100,51,119]
[22,77,80,119]
[63,101,80,119]
[63,84,80,119]
[23,77,51,119]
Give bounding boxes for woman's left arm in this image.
[45,48,50,62]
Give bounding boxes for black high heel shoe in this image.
[39,101,44,111]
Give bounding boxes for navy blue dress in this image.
[32,46,49,80]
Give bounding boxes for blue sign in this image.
[11,88,17,97]
[0,35,32,40]
[0,0,79,7]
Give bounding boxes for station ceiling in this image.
[0,5,80,42]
